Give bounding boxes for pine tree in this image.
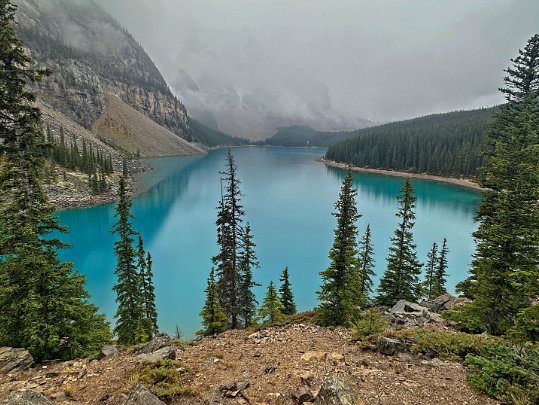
[358,224,376,299]
[199,268,227,336]
[0,0,110,361]
[457,35,539,335]
[423,242,439,300]
[317,168,363,326]
[237,223,259,328]
[137,236,158,338]
[112,175,145,344]
[258,281,284,325]
[433,238,448,298]
[144,252,158,335]
[377,178,423,305]
[279,267,296,315]
[212,150,246,329]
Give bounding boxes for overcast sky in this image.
[97,0,539,135]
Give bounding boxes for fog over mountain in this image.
[96,0,539,139]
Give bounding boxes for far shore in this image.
[319,158,485,192]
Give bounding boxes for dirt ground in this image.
[0,324,498,405]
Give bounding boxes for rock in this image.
[98,345,118,359]
[301,351,327,362]
[421,294,471,313]
[139,334,173,354]
[123,383,165,405]
[328,353,345,362]
[137,346,176,362]
[291,385,315,403]
[0,347,34,374]
[376,336,412,356]
[2,389,53,405]
[390,300,428,314]
[300,372,316,387]
[314,375,358,405]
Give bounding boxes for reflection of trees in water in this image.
[325,166,481,216]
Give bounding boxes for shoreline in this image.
[319,158,485,192]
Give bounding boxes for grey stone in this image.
[139,334,173,354]
[123,383,165,405]
[390,300,428,315]
[137,346,176,362]
[98,345,118,359]
[0,347,34,374]
[376,336,411,356]
[291,385,315,403]
[314,375,358,405]
[2,389,53,405]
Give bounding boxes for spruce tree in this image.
[317,168,362,326]
[279,267,296,315]
[358,224,376,299]
[433,238,448,298]
[199,268,227,336]
[258,281,284,325]
[423,242,439,300]
[137,236,158,338]
[0,0,110,360]
[377,178,423,305]
[238,223,259,328]
[212,150,246,329]
[112,175,145,344]
[144,252,158,335]
[457,35,539,335]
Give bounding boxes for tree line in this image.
[42,125,114,194]
[325,107,496,177]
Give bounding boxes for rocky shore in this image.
[320,158,484,192]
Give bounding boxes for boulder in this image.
[2,389,53,405]
[123,383,165,405]
[314,375,358,405]
[0,347,34,374]
[301,351,327,362]
[137,346,176,362]
[376,336,412,356]
[421,293,471,313]
[98,345,118,359]
[139,334,173,354]
[390,300,428,315]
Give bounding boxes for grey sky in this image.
[97,0,539,137]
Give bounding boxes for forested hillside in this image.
[325,108,497,177]
[264,125,367,147]
[184,117,247,147]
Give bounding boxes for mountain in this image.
[173,69,374,140]
[325,107,497,177]
[263,125,369,147]
[13,0,239,155]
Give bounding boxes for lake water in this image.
[56,146,482,336]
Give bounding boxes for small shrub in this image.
[465,345,539,404]
[352,308,388,339]
[377,328,496,361]
[136,359,193,400]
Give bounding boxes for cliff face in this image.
[13,0,188,137]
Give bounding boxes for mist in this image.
[96,0,539,139]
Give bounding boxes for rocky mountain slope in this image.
[12,0,229,159]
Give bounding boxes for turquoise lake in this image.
[56,146,482,337]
